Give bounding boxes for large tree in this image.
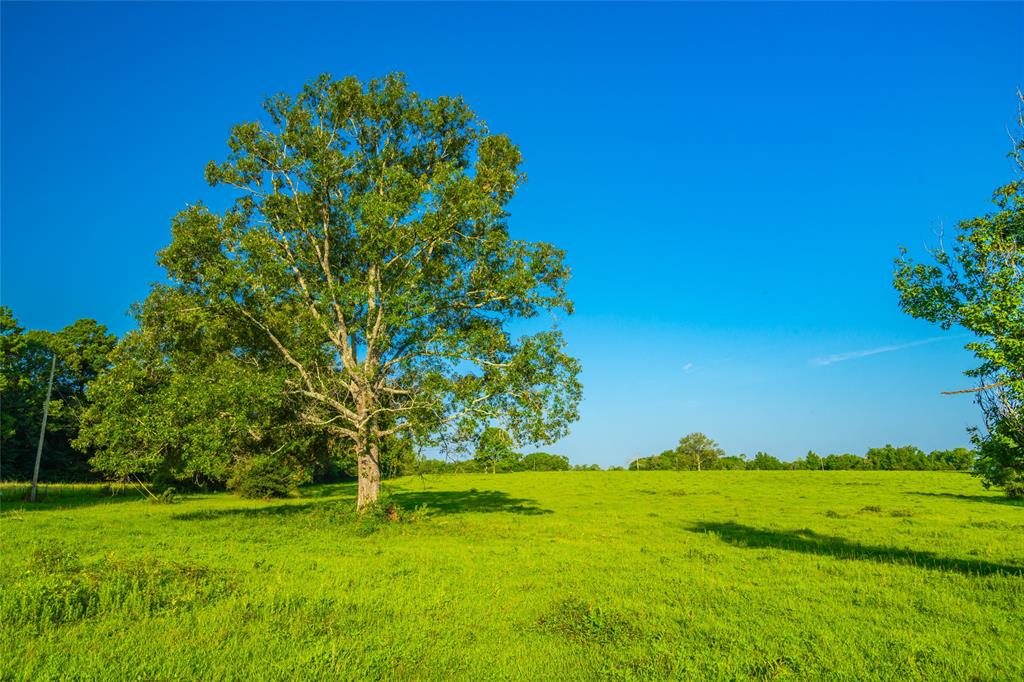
[136,73,580,508]
[894,94,1024,496]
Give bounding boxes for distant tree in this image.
[517,452,570,471]
[927,447,974,471]
[413,458,454,475]
[718,455,747,470]
[823,453,867,470]
[651,449,676,470]
[894,93,1023,496]
[864,444,928,471]
[629,449,671,470]
[474,427,520,474]
[747,452,786,470]
[805,450,824,471]
[674,432,725,471]
[572,463,601,471]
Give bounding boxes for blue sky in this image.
[2,2,1022,465]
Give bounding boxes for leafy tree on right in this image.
[894,93,1024,497]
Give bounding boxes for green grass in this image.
[2,472,1023,680]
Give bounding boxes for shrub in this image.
[228,456,305,499]
[974,427,1024,498]
[517,452,570,472]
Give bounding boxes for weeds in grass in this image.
[3,541,233,629]
[538,597,641,645]
[749,654,798,680]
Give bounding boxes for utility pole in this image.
[29,354,56,503]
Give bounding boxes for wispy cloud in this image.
[811,336,956,366]
[682,362,695,373]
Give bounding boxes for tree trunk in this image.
[357,440,381,510]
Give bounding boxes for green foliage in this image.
[673,432,725,470]
[517,452,570,471]
[571,463,602,471]
[974,425,1024,498]
[928,447,975,471]
[631,432,725,470]
[0,307,116,481]
[228,455,307,499]
[864,444,928,471]
[76,293,335,489]
[747,452,787,470]
[805,451,824,470]
[629,439,971,472]
[824,453,869,471]
[473,426,520,473]
[718,455,748,470]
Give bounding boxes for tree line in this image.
[1,309,116,482]
[629,433,974,472]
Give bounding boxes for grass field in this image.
[2,471,1023,681]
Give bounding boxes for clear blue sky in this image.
[2,2,1022,465]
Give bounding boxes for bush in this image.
[228,456,305,499]
[516,452,570,472]
[974,427,1024,498]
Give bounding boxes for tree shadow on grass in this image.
[391,489,553,516]
[691,521,1023,577]
[170,488,551,521]
[905,492,1024,508]
[169,499,343,522]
